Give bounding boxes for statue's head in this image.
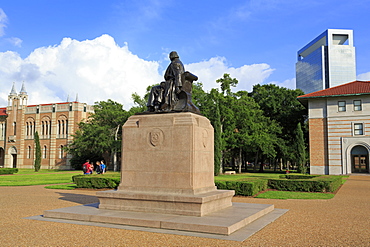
[169,51,179,60]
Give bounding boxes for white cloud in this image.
[0,35,162,109]
[186,56,274,92]
[0,8,8,37]
[357,72,370,81]
[6,37,22,47]
[0,34,276,110]
[269,78,296,90]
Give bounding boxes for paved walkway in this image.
[0,175,369,246]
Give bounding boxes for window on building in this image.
[43,146,47,159]
[27,146,31,159]
[354,100,362,111]
[338,101,346,112]
[13,122,16,135]
[354,123,364,135]
[60,145,64,159]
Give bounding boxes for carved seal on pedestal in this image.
[149,128,164,147]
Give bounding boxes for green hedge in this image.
[268,176,342,192]
[0,168,19,175]
[72,175,120,189]
[280,174,319,179]
[215,179,268,196]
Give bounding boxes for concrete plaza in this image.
[0,175,369,246]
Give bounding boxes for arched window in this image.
[41,117,51,139]
[26,118,36,139]
[42,121,45,136]
[13,122,16,135]
[27,146,32,159]
[59,145,64,159]
[0,123,4,140]
[57,115,68,138]
[43,145,47,159]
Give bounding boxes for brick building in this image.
[298,81,370,175]
[0,83,93,169]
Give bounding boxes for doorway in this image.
[351,145,369,173]
[0,148,4,167]
[11,154,17,168]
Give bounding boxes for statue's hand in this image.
[175,86,181,94]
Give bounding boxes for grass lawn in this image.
[0,169,120,186]
[0,171,82,186]
[15,169,81,175]
[45,184,77,190]
[1,169,344,200]
[256,191,335,200]
[215,172,283,181]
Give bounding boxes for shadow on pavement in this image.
[56,192,99,205]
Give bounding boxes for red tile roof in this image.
[0,107,7,116]
[298,81,370,99]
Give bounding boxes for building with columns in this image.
[0,83,93,169]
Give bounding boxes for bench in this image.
[224,171,236,175]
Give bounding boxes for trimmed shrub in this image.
[215,179,268,196]
[268,176,342,192]
[72,174,120,189]
[280,174,319,179]
[0,168,19,175]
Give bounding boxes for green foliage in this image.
[65,100,130,168]
[213,101,222,176]
[281,174,319,179]
[249,84,307,167]
[0,171,81,186]
[45,184,77,190]
[72,174,120,189]
[34,131,41,172]
[215,179,268,196]
[256,191,335,200]
[295,123,307,173]
[0,168,18,175]
[268,176,342,192]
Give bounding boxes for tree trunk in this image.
[253,150,259,172]
[259,158,264,173]
[238,148,242,173]
[113,125,120,172]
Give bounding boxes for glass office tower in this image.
[296,29,356,94]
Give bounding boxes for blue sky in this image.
[0,0,370,108]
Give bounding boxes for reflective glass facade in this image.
[296,29,356,94]
[296,47,325,94]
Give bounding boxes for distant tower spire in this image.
[19,82,27,95]
[19,81,28,106]
[10,82,17,96]
[67,94,70,102]
[8,82,18,106]
[75,93,79,102]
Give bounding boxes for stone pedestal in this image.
[97,113,234,216]
[43,112,285,238]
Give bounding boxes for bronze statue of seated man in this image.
[146,51,200,114]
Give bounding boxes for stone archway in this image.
[351,145,369,173]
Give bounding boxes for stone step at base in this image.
[44,202,274,235]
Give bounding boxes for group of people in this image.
[82,159,106,175]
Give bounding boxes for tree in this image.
[213,100,222,175]
[34,131,41,172]
[295,122,307,174]
[65,100,130,171]
[249,84,307,169]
